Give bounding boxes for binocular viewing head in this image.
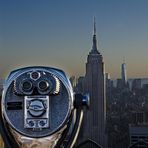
[0,66,89,148]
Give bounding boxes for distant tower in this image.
[78,17,106,148]
[121,59,127,85]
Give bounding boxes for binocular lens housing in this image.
[38,80,50,91]
[1,66,89,148]
[31,71,40,80]
[2,67,73,138]
[22,80,33,92]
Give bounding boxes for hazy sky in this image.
[0,0,148,79]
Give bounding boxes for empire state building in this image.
[78,19,106,148]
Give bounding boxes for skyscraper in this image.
[121,61,127,86]
[78,18,106,148]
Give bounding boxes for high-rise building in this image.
[121,62,127,86]
[132,79,141,92]
[78,18,106,148]
[106,73,112,100]
[129,125,148,148]
[117,78,123,89]
[75,76,85,93]
[69,76,76,88]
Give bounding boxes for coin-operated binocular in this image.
[0,66,89,148]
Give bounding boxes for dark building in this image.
[76,76,85,93]
[78,18,106,148]
[132,79,141,92]
[69,76,76,88]
[142,84,148,93]
[121,62,127,86]
[131,112,145,125]
[129,125,148,148]
[117,79,123,89]
[106,73,112,101]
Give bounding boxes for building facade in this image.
[129,125,148,148]
[121,62,127,86]
[78,19,106,148]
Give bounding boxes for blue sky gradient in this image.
[0,0,148,78]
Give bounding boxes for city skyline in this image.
[1,0,148,79]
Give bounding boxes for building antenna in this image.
[94,16,96,35]
[123,56,126,63]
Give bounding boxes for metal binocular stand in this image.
[0,66,89,148]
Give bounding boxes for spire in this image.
[123,56,125,63]
[91,17,99,54]
[94,16,96,35]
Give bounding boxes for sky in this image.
[0,0,148,79]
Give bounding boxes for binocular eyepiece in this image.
[0,66,89,148]
[14,70,60,96]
